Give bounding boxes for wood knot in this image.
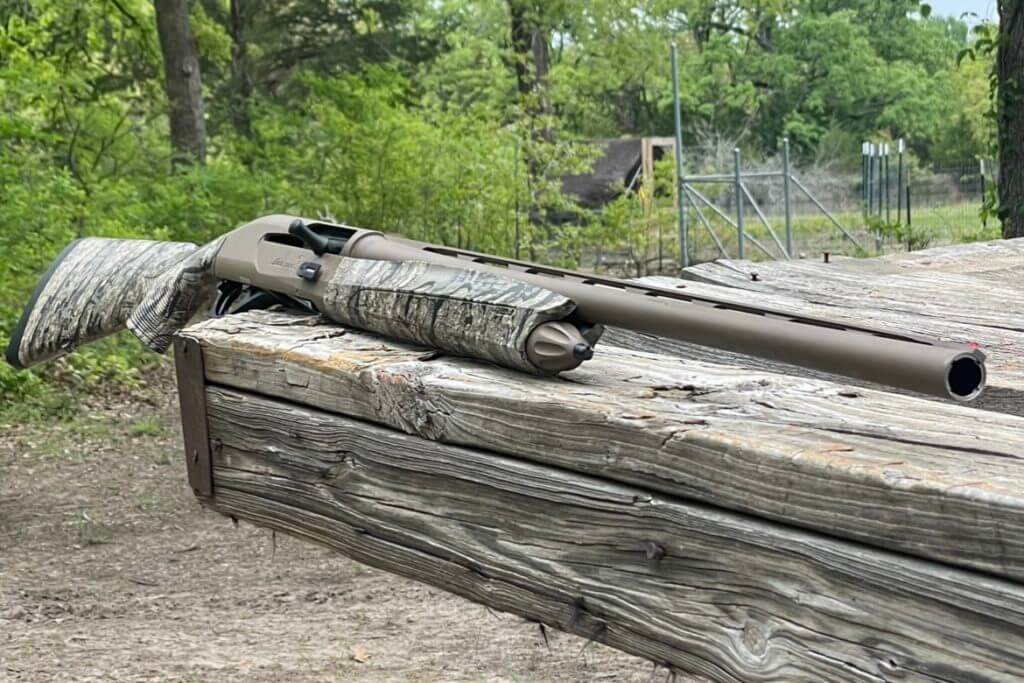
[643,542,666,561]
[742,622,767,656]
[319,460,350,481]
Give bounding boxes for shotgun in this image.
[6,214,986,401]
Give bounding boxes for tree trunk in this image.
[228,0,254,138]
[155,0,207,165]
[998,0,1024,238]
[508,2,546,99]
[508,0,553,229]
[508,1,552,131]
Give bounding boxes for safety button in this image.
[297,261,321,282]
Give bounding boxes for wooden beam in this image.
[681,242,1024,333]
[644,136,677,148]
[182,311,1024,582]
[204,385,1024,682]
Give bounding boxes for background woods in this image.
[0,0,1015,410]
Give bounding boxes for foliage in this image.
[866,215,933,252]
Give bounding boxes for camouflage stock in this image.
[5,238,197,369]
[6,232,585,375]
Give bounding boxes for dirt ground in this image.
[0,369,663,682]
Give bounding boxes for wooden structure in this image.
[174,239,1024,681]
[561,137,675,209]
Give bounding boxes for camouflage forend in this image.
[321,257,577,374]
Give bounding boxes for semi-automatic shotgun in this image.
[6,214,986,401]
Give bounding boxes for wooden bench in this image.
[173,239,1024,681]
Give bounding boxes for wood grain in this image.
[204,385,1024,683]
[182,310,1024,581]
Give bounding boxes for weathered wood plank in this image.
[680,256,1022,336]
[806,238,1024,278]
[204,385,1024,683]
[182,311,1024,581]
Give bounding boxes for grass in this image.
[130,418,164,437]
[0,334,171,424]
[154,449,176,466]
[75,512,114,546]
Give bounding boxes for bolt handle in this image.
[289,219,331,256]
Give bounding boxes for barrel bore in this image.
[947,355,985,401]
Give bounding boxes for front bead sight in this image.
[526,321,602,373]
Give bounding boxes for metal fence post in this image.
[867,144,875,216]
[896,139,904,226]
[513,135,521,259]
[671,44,688,268]
[884,143,891,223]
[880,143,888,218]
[861,142,869,217]
[783,137,793,258]
[906,184,912,228]
[734,147,745,260]
[980,158,986,204]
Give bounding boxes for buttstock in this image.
[5,238,197,369]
